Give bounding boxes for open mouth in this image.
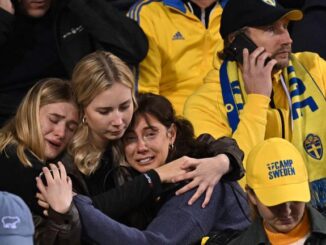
[138,156,154,165]
[47,140,62,149]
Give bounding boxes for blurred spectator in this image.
[291,0,326,59]
[128,0,227,115]
[0,191,34,245]
[228,138,326,245]
[0,0,148,127]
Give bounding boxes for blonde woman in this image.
[0,78,80,244]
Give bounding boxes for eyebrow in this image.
[50,113,78,125]
[49,113,65,119]
[97,99,131,110]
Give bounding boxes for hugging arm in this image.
[171,134,245,207]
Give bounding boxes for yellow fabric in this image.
[264,210,310,245]
[184,52,326,185]
[246,138,310,207]
[201,236,209,245]
[128,0,224,115]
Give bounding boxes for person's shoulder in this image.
[128,0,165,21]
[0,144,18,161]
[185,69,220,106]
[292,51,326,79]
[293,51,325,66]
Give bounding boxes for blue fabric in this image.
[220,60,241,133]
[74,182,250,245]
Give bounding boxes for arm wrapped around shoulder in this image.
[196,134,245,182]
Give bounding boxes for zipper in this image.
[276,108,285,139]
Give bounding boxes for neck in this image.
[190,0,216,9]
[89,131,109,151]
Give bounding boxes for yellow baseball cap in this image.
[246,138,310,206]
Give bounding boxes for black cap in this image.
[220,0,303,39]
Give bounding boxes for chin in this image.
[26,9,48,18]
[274,61,289,71]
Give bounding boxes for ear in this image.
[167,123,177,145]
[246,185,258,206]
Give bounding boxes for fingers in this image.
[175,179,198,196]
[37,199,50,209]
[187,184,206,206]
[42,166,54,186]
[201,187,214,208]
[180,158,200,170]
[242,48,250,72]
[36,192,46,202]
[265,58,278,72]
[256,51,271,67]
[36,176,47,194]
[49,163,60,180]
[172,171,195,183]
[249,47,265,68]
[57,161,67,180]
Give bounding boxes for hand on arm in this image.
[242,47,276,97]
[36,162,73,214]
[0,0,14,14]
[172,155,230,208]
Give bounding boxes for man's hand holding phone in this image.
[242,46,277,97]
[0,0,15,14]
[226,32,277,98]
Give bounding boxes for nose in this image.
[278,202,292,216]
[136,137,148,153]
[280,29,293,45]
[111,111,123,127]
[54,124,66,139]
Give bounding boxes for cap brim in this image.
[282,9,303,21]
[254,181,310,206]
[0,236,33,245]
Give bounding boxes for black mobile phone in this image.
[225,33,271,64]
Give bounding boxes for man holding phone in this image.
[184,0,326,213]
[0,0,148,127]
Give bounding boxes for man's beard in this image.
[271,46,292,71]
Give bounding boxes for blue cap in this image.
[0,192,34,245]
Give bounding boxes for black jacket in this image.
[227,206,326,245]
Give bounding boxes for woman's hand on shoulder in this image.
[36,161,73,214]
[172,154,230,208]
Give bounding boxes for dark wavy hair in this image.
[126,93,204,163]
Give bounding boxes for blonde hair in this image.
[70,51,136,175]
[0,78,78,167]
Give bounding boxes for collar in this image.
[272,69,283,84]
[308,205,326,235]
[163,0,187,13]
[240,218,270,244]
[163,0,227,13]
